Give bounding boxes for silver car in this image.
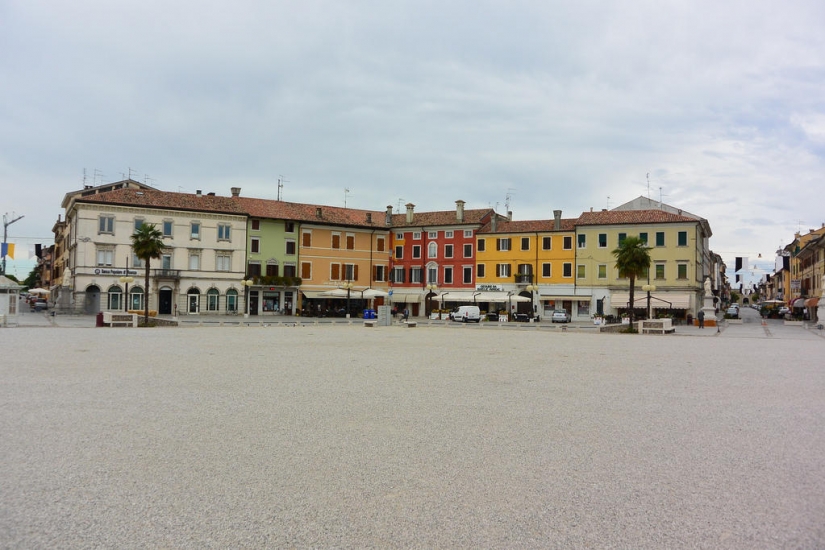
[551,309,571,323]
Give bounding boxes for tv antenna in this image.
[396,198,404,211]
[344,188,350,208]
[277,176,288,201]
[659,186,668,207]
[93,169,105,186]
[505,188,516,213]
[606,195,611,209]
[646,172,651,199]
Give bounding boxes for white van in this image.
[450,305,481,323]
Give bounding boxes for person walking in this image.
[403,308,409,322]
[698,309,705,329]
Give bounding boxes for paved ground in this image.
[2,306,824,548]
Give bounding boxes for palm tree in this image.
[612,236,651,325]
[131,223,166,326]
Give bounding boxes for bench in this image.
[364,320,377,328]
[103,312,137,327]
[639,319,675,335]
[404,321,417,328]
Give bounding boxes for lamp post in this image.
[241,278,254,317]
[119,258,134,312]
[343,280,354,318]
[642,283,656,320]
[526,283,539,320]
[426,283,437,317]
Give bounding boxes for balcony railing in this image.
[153,269,181,279]
[515,273,534,284]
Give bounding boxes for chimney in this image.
[491,215,497,232]
[366,212,372,224]
[207,192,216,196]
[456,200,465,222]
[553,210,562,230]
[231,187,241,197]
[316,207,323,219]
[507,211,512,221]
[196,190,202,196]
[385,205,393,226]
[405,203,415,224]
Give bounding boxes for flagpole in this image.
[1,213,24,276]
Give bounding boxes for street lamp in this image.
[119,258,134,312]
[526,283,539,319]
[642,283,656,320]
[343,280,354,318]
[426,283,437,317]
[241,278,254,317]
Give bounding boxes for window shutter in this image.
[496,239,501,251]
[331,264,340,280]
[303,232,311,247]
[353,265,359,280]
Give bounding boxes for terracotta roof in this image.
[478,218,577,234]
[234,197,387,228]
[390,208,494,228]
[75,188,247,215]
[575,209,698,226]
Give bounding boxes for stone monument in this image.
[699,276,717,327]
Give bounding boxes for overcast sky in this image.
[3,0,824,285]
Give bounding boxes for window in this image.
[445,231,454,238]
[132,253,144,269]
[463,266,473,284]
[190,222,200,239]
[477,239,486,252]
[161,254,172,270]
[301,262,311,279]
[598,264,607,279]
[428,242,437,258]
[577,234,586,248]
[563,263,572,278]
[655,263,665,279]
[444,267,453,284]
[302,231,312,247]
[618,233,627,246]
[639,232,648,245]
[428,231,437,239]
[521,237,530,251]
[412,245,421,259]
[497,238,511,251]
[678,231,688,246]
[207,289,220,311]
[376,236,385,252]
[285,240,296,255]
[395,245,403,259]
[413,232,421,240]
[577,265,586,279]
[496,263,511,277]
[216,253,231,272]
[96,249,113,266]
[445,244,453,258]
[162,220,173,237]
[391,266,405,283]
[477,264,486,278]
[346,234,355,250]
[395,232,404,240]
[410,267,422,283]
[330,263,341,280]
[563,236,572,250]
[108,285,122,311]
[189,253,200,271]
[542,263,551,277]
[99,216,114,234]
[285,222,295,233]
[251,219,260,231]
[542,236,552,250]
[677,263,688,279]
[266,263,278,277]
[134,218,144,231]
[283,264,296,278]
[463,244,472,257]
[130,287,144,311]
[374,265,387,282]
[332,233,341,249]
[344,264,357,281]
[247,262,261,277]
[226,289,238,312]
[427,266,437,284]
[464,230,473,238]
[251,238,260,254]
[217,223,230,241]
[656,232,665,247]
[598,234,607,248]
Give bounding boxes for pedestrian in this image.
[698,309,705,329]
[403,308,409,322]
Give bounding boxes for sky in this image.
[2,0,824,286]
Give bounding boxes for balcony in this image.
[515,273,534,284]
[153,269,181,279]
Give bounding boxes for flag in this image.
[1,243,14,259]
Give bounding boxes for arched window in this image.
[207,288,220,311]
[107,285,122,311]
[428,242,438,258]
[187,287,201,314]
[130,287,145,311]
[226,289,239,313]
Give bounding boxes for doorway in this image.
[159,288,173,315]
[84,285,101,314]
[249,292,259,316]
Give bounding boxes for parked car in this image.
[551,309,571,323]
[450,305,481,323]
[32,299,48,311]
[777,306,790,316]
[725,306,739,318]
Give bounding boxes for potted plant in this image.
[621,313,630,325]
[592,314,604,325]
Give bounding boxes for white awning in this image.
[390,292,422,304]
[435,291,480,302]
[301,290,328,299]
[610,292,691,309]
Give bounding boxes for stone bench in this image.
[639,319,675,335]
[404,321,417,328]
[103,312,137,327]
[364,320,377,328]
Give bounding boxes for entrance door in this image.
[159,288,173,315]
[249,292,259,315]
[84,286,101,314]
[188,294,199,313]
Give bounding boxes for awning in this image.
[540,295,592,301]
[805,297,820,308]
[301,290,329,299]
[610,292,691,309]
[390,293,422,304]
[435,291,480,302]
[791,297,807,308]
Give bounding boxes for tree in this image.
[612,236,652,325]
[131,223,166,326]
